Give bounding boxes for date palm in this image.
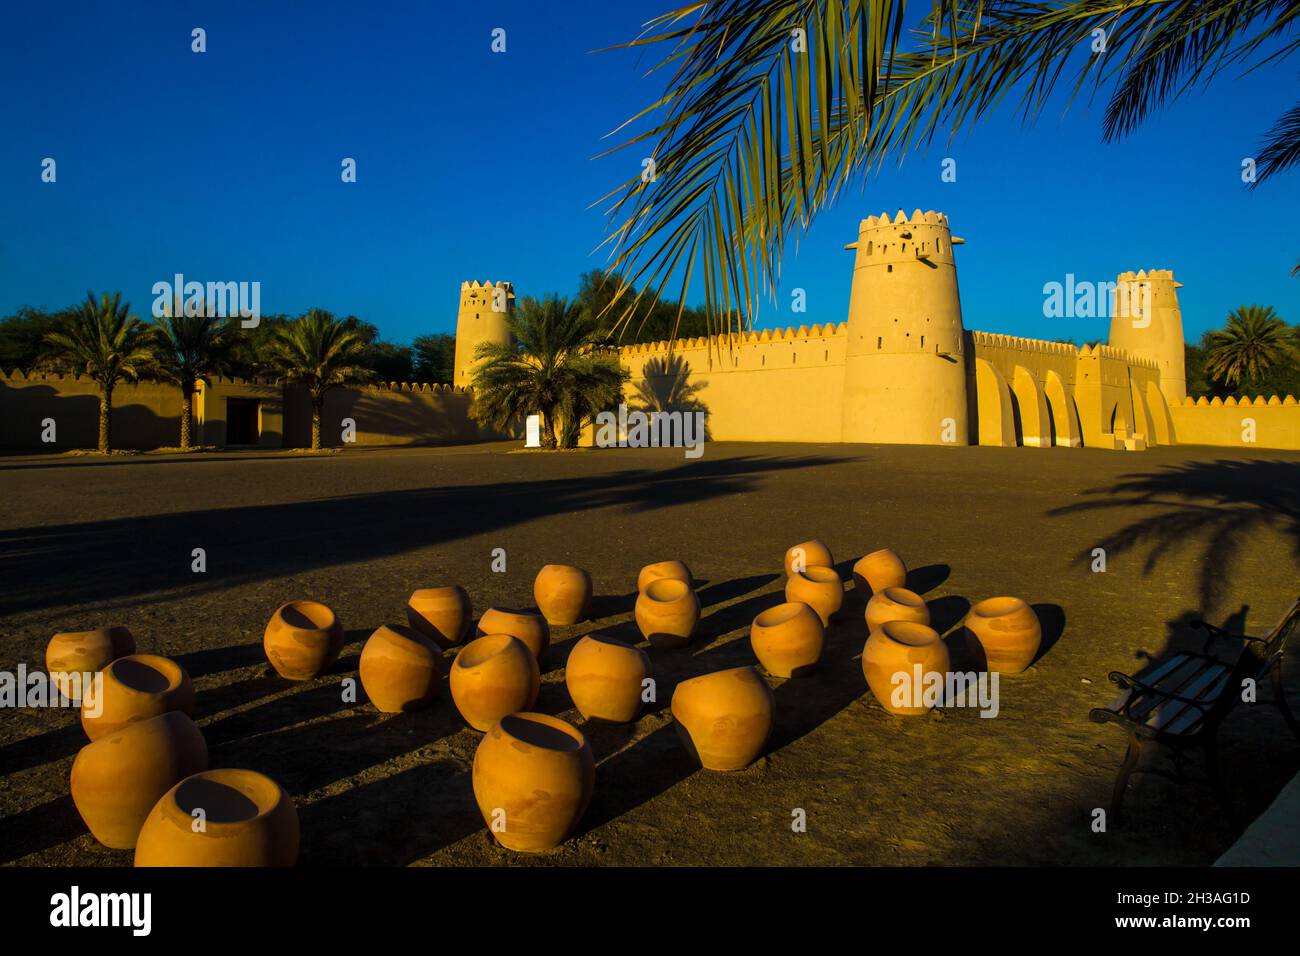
[267,309,371,450]
[598,0,1300,338]
[1204,305,1295,388]
[42,292,157,453]
[470,295,630,449]
[152,297,232,450]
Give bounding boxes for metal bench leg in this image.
[1272,667,1300,743]
[1204,734,1239,829]
[1111,733,1142,826]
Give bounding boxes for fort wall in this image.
[1169,395,1300,449]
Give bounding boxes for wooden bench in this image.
[1090,596,1300,825]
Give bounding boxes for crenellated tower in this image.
[1107,268,1186,404]
[840,209,969,444]
[453,280,515,388]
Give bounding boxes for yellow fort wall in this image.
[0,370,185,450]
[282,381,488,447]
[615,323,848,442]
[1169,395,1300,449]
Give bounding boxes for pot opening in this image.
[881,587,925,608]
[645,578,690,602]
[799,567,840,584]
[282,601,335,630]
[456,634,517,668]
[501,713,584,752]
[174,773,275,823]
[111,657,172,693]
[974,596,1025,618]
[755,603,806,627]
[881,621,941,647]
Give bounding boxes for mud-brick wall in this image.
[0,371,183,449]
[1169,396,1300,450]
[282,383,490,447]
[616,324,849,443]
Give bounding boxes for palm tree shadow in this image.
[1047,459,1300,609]
[630,353,712,441]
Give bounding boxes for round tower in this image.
[840,209,969,445]
[1107,268,1186,403]
[453,280,515,388]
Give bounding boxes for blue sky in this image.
[1,0,1296,347]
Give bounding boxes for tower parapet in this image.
[453,280,515,388]
[1107,268,1185,403]
[841,209,968,444]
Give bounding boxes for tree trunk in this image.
[541,407,558,450]
[311,402,322,451]
[180,382,194,450]
[98,387,112,454]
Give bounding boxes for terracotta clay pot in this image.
[671,666,774,771]
[81,654,195,741]
[264,600,344,680]
[450,634,540,731]
[852,548,908,597]
[476,608,550,661]
[564,634,652,722]
[70,712,208,850]
[46,626,136,703]
[784,567,844,626]
[533,565,592,626]
[406,586,472,649]
[965,597,1042,674]
[634,578,701,649]
[359,624,443,713]
[637,560,693,593]
[864,586,931,632]
[750,602,824,678]
[472,712,595,853]
[862,621,951,716]
[134,769,299,867]
[783,539,834,577]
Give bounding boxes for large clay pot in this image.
[783,539,834,577]
[450,634,540,731]
[359,624,443,713]
[864,586,930,632]
[965,597,1042,674]
[477,608,550,661]
[862,621,951,716]
[564,634,652,722]
[852,548,908,597]
[472,712,595,853]
[134,769,299,867]
[533,565,592,626]
[750,602,824,678]
[82,654,195,741]
[46,626,136,703]
[70,712,208,849]
[264,600,344,680]
[784,567,844,626]
[406,586,472,649]
[637,560,693,593]
[634,578,700,649]
[671,666,774,771]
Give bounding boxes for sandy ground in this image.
[1,440,1297,866]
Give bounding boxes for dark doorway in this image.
[226,399,260,446]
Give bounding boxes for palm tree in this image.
[470,295,629,449]
[152,297,231,450]
[597,1,1299,337]
[1204,305,1295,388]
[267,309,371,450]
[42,292,157,453]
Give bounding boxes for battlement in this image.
[618,322,848,356]
[1185,394,1298,407]
[859,208,951,231]
[460,280,514,293]
[1117,268,1181,288]
[969,331,1079,355]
